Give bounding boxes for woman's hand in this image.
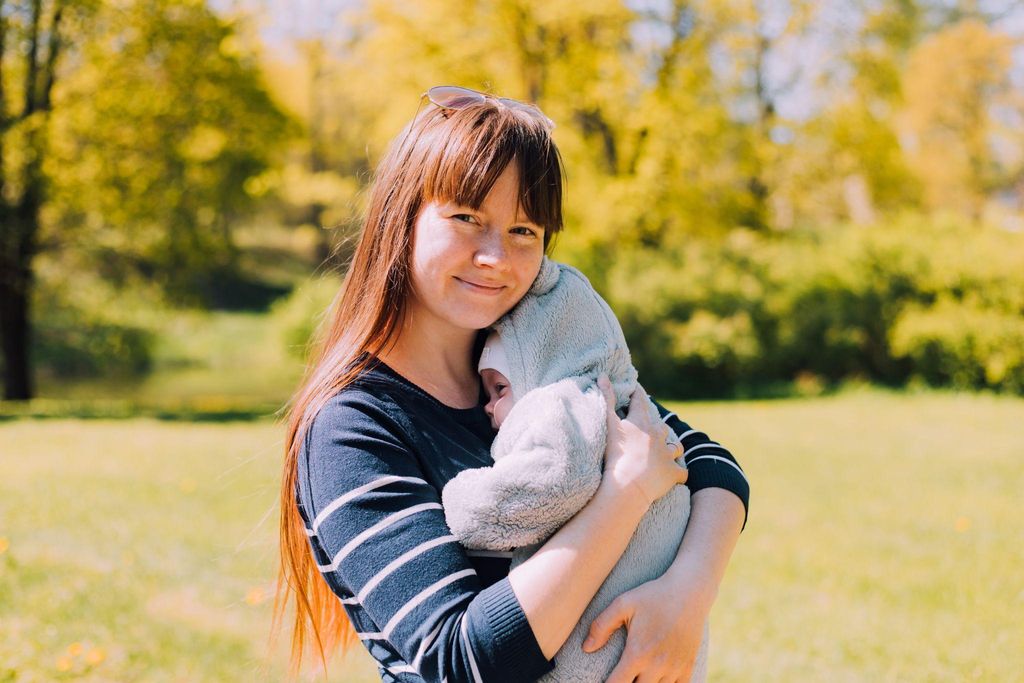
[597,375,688,510]
[581,573,713,683]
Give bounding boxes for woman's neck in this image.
[377,313,481,409]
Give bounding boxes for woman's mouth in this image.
[455,277,507,295]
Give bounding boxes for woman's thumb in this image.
[597,375,617,427]
[582,598,627,653]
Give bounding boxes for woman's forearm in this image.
[507,483,649,659]
[662,488,745,607]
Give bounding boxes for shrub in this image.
[890,298,1024,392]
[35,313,154,378]
[267,276,341,361]
[595,215,1024,398]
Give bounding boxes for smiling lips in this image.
[455,277,507,295]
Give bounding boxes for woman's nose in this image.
[473,232,510,270]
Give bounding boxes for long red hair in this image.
[269,97,565,679]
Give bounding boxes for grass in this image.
[0,419,377,682]
[0,389,1020,681]
[690,388,1023,682]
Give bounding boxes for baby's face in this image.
[481,368,515,430]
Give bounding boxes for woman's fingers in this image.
[599,376,687,503]
[604,649,642,683]
[625,383,649,422]
[583,595,628,653]
[677,462,689,486]
[598,375,620,437]
[625,384,670,448]
[625,382,684,461]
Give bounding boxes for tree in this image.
[259,36,369,268]
[0,0,94,400]
[1,0,292,399]
[703,0,819,230]
[900,18,1016,219]
[47,0,293,302]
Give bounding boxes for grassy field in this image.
[1,389,1021,681]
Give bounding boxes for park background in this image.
[0,0,1021,680]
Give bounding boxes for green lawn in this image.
[1,390,1020,681]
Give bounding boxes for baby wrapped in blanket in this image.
[442,257,709,682]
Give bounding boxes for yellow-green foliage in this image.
[268,276,343,362]
[601,216,1024,397]
[891,298,1024,392]
[44,0,296,303]
[1,391,1020,680]
[30,267,156,380]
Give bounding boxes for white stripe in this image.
[382,569,476,639]
[412,621,445,671]
[661,411,677,423]
[685,442,722,455]
[339,595,359,605]
[318,503,442,572]
[461,614,484,683]
[308,475,429,536]
[357,631,386,640]
[358,536,459,603]
[385,663,418,675]
[687,454,749,482]
[678,429,699,440]
[465,549,514,559]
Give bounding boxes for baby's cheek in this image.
[494,396,514,427]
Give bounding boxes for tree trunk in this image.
[0,261,32,400]
[0,0,65,401]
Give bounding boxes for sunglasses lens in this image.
[427,86,485,109]
[499,98,556,130]
[425,85,555,130]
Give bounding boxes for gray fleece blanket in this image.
[442,258,708,682]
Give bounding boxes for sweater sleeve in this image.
[650,397,750,530]
[297,392,555,683]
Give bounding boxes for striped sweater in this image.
[295,361,749,683]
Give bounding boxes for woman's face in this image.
[407,162,546,334]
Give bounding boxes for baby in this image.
[442,257,708,682]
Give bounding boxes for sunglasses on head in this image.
[422,85,556,131]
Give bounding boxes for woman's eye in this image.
[511,226,538,237]
[453,213,477,224]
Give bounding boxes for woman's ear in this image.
[528,257,561,295]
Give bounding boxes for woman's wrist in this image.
[512,470,657,658]
[658,557,720,612]
[595,478,651,519]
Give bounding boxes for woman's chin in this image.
[450,304,514,331]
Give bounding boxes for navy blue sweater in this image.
[295,361,749,683]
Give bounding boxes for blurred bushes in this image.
[191,265,292,312]
[34,309,154,379]
[268,276,341,362]
[27,215,1024,401]
[28,262,157,381]
[605,216,1024,398]
[890,299,1024,392]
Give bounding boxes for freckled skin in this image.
[406,162,546,335]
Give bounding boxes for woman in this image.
[272,86,749,683]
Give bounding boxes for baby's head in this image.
[478,331,515,430]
